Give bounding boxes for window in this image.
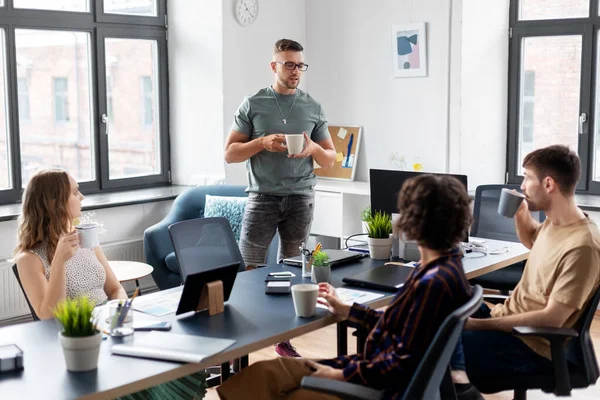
[13,0,89,12]
[53,77,69,124]
[507,0,599,192]
[141,75,153,127]
[104,0,157,17]
[106,75,113,123]
[17,77,29,121]
[0,1,168,204]
[104,39,161,181]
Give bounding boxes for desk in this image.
[0,240,527,399]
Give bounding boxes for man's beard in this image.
[279,75,299,89]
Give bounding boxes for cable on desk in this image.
[344,233,369,249]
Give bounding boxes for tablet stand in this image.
[196,280,224,316]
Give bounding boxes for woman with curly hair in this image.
[217,174,479,400]
[15,169,127,320]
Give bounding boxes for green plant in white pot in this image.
[54,296,102,372]
[311,250,331,283]
[366,211,393,260]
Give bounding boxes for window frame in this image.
[506,0,598,192]
[96,25,169,190]
[0,0,169,205]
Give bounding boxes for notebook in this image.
[342,263,415,292]
[111,331,236,363]
[282,249,365,267]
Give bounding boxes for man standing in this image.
[451,145,600,399]
[224,39,335,357]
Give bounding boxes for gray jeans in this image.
[239,193,314,266]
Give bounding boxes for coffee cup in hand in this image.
[285,134,304,155]
[75,223,100,248]
[291,283,319,318]
[498,188,525,218]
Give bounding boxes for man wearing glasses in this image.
[225,38,335,358]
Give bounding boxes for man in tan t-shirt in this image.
[450,145,600,400]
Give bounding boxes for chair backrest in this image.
[168,217,246,282]
[471,184,545,242]
[11,264,40,321]
[567,284,600,384]
[401,285,483,400]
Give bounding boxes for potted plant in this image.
[54,296,102,372]
[360,206,372,233]
[366,210,393,260]
[311,250,331,284]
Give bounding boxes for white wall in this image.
[459,0,510,188]
[305,0,455,182]
[168,0,225,185]
[222,0,307,185]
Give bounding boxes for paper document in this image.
[132,291,182,316]
[317,287,384,310]
[111,331,236,364]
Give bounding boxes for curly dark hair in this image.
[396,174,472,251]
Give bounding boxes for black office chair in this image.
[301,285,484,400]
[11,264,40,321]
[168,217,247,385]
[469,184,545,295]
[473,285,600,399]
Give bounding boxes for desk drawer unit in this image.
[311,191,342,237]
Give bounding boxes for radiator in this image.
[0,239,154,323]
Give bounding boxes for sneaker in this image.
[274,341,302,358]
[454,383,484,400]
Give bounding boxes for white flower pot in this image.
[59,331,102,372]
[367,237,393,260]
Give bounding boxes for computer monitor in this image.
[369,169,468,217]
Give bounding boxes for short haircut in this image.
[273,39,303,54]
[522,145,580,195]
[396,175,472,251]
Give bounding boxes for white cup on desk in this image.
[291,284,319,318]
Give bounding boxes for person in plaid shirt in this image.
[218,174,474,400]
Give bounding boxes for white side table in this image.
[109,261,154,295]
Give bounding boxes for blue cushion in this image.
[164,251,180,274]
[203,195,247,242]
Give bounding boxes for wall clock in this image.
[235,0,258,26]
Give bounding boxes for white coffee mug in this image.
[291,283,319,318]
[285,134,304,155]
[76,223,100,249]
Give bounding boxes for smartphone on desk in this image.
[133,321,172,331]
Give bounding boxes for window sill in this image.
[575,194,600,212]
[0,185,188,222]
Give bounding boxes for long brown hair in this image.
[15,169,72,262]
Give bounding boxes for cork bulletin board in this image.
[314,125,362,181]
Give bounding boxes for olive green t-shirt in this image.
[230,87,330,196]
[491,216,600,359]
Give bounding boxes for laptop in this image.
[282,249,365,267]
[342,263,415,292]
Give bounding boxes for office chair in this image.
[168,217,247,385]
[301,285,484,400]
[469,184,545,295]
[473,285,600,399]
[12,264,40,321]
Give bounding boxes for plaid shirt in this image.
[319,248,471,399]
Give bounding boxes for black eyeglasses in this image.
[275,61,309,72]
